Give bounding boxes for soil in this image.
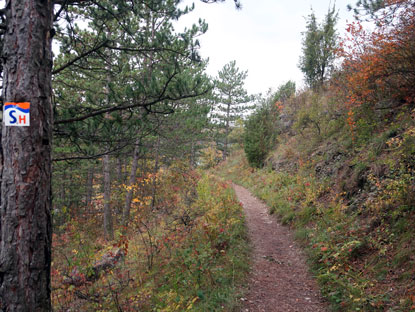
[233,184,329,312]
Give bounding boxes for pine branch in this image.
[52,40,109,75]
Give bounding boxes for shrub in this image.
[244,105,278,168]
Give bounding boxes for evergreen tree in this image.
[0,0,235,309]
[213,60,253,159]
[273,80,296,103]
[244,89,284,168]
[52,0,213,235]
[299,6,338,89]
[53,0,210,160]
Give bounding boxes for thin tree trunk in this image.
[190,140,195,167]
[140,158,146,199]
[122,141,140,226]
[103,153,113,240]
[117,157,123,183]
[69,165,75,211]
[0,1,53,310]
[150,136,160,210]
[86,165,94,207]
[61,169,67,208]
[103,66,113,239]
[224,100,231,159]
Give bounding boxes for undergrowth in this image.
[52,170,249,311]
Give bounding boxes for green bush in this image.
[244,105,277,168]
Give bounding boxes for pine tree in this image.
[299,6,338,89]
[213,61,253,159]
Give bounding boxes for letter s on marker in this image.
[9,110,17,124]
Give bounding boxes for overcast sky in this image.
[176,0,356,96]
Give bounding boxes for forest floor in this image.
[233,184,329,312]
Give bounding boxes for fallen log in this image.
[63,248,125,286]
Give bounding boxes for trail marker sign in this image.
[4,102,30,126]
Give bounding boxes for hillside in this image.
[218,89,415,311]
[215,3,415,309]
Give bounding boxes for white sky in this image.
[176,0,356,96]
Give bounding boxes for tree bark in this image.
[122,140,140,226]
[0,1,53,311]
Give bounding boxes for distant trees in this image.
[299,6,339,89]
[273,80,296,104]
[213,61,253,159]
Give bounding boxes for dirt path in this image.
[233,184,328,312]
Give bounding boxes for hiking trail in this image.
[233,184,328,312]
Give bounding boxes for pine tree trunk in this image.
[117,157,123,183]
[69,165,75,210]
[103,66,113,239]
[224,100,231,159]
[0,1,53,311]
[122,141,140,226]
[86,165,94,207]
[103,154,113,240]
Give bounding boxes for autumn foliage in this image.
[51,166,248,311]
[337,0,415,112]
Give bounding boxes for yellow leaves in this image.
[386,136,403,148]
[186,297,199,310]
[349,294,362,302]
[330,264,339,272]
[199,145,223,169]
[157,292,198,311]
[226,217,241,229]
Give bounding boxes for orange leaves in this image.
[275,100,284,112]
[347,109,357,141]
[335,2,415,115]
